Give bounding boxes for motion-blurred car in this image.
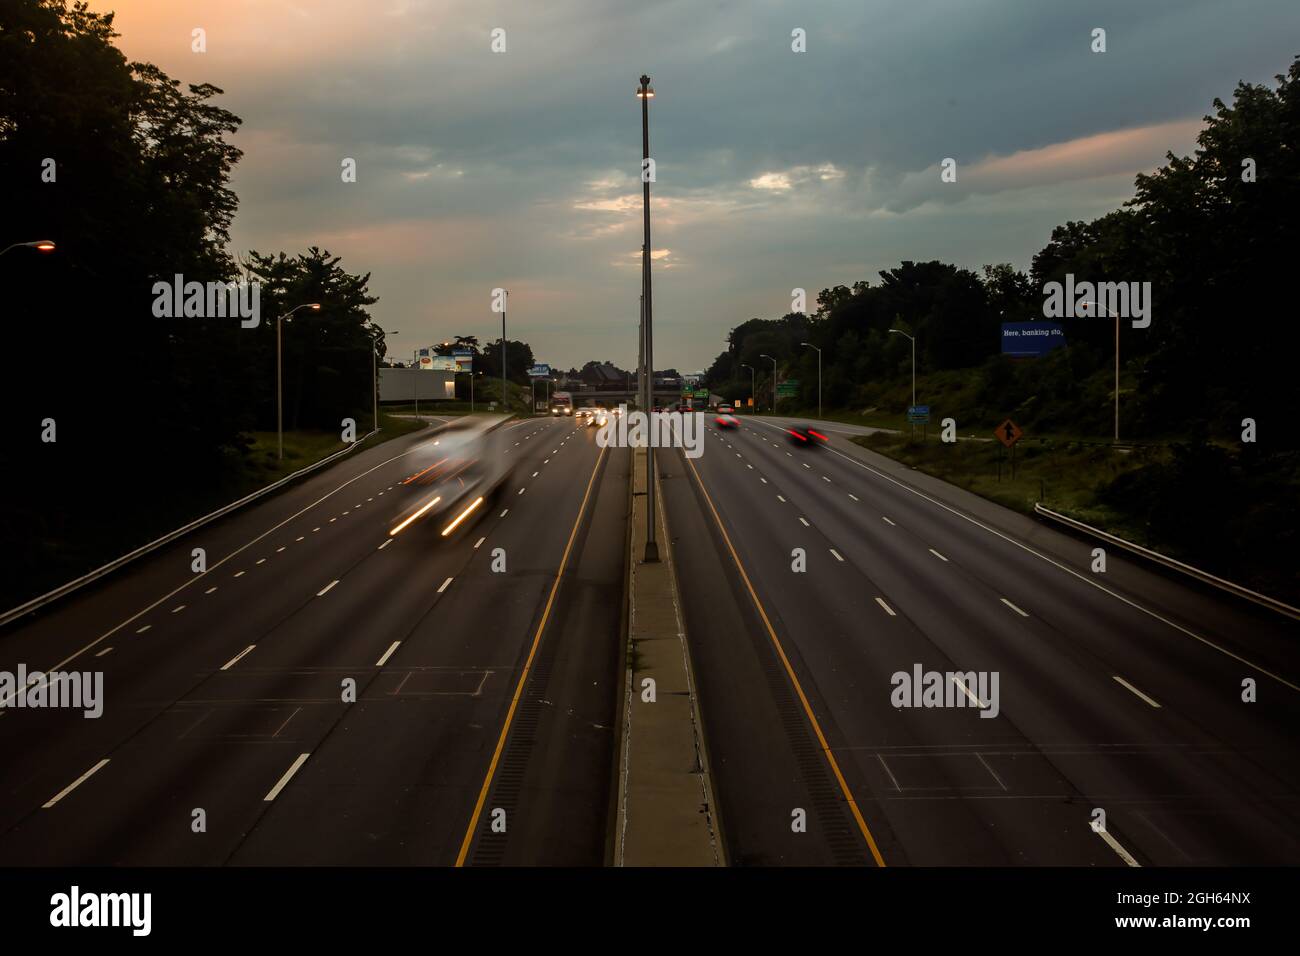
[587,410,608,428]
[717,404,734,414]
[714,413,739,429]
[786,425,829,447]
[387,417,515,539]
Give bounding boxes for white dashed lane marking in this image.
[1000,597,1029,617]
[42,759,110,809]
[221,645,256,671]
[317,580,339,597]
[264,754,311,802]
[1113,675,1161,709]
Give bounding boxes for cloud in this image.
[86,0,1300,370]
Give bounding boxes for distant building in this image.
[379,367,455,402]
[580,362,626,387]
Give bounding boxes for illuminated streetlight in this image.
[637,73,658,562]
[277,303,321,460]
[1079,301,1121,443]
[0,240,55,256]
[801,342,822,420]
[760,354,777,414]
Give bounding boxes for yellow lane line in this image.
[683,452,887,867]
[454,444,608,866]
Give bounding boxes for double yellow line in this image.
[682,452,887,867]
[454,444,608,866]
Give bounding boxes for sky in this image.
[89,0,1299,372]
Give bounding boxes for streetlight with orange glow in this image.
[277,302,321,460]
[0,240,55,256]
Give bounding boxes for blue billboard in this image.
[1001,322,1065,357]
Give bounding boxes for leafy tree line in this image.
[0,0,385,606]
[706,57,1300,449]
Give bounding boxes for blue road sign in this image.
[1002,322,1065,357]
[908,404,930,424]
[527,364,551,378]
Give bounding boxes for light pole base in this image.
[643,541,660,563]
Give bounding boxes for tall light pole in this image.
[370,325,396,433]
[637,73,658,562]
[741,363,755,413]
[638,270,645,411]
[888,328,916,408]
[0,240,55,257]
[277,302,321,460]
[501,290,508,415]
[801,342,822,420]
[411,346,421,421]
[1080,301,1121,443]
[760,354,777,415]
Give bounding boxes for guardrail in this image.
[0,426,395,629]
[1033,503,1299,622]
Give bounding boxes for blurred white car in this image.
[388,417,516,539]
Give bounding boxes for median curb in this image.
[613,445,725,866]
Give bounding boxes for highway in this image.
[0,416,628,865]
[660,415,1300,866]
[2,410,1296,868]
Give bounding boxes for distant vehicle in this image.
[550,391,573,416]
[674,403,693,413]
[787,425,829,447]
[388,417,516,539]
[715,414,739,430]
[587,410,608,428]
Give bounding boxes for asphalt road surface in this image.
[4,409,1296,867]
[660,415,1299,866]
[0,416,627,865]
